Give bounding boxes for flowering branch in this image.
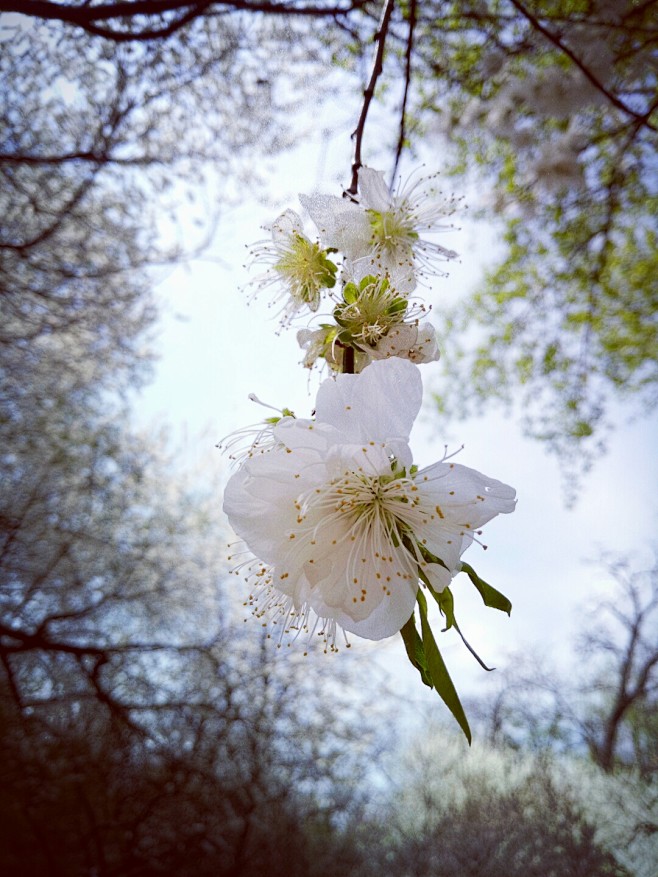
[225,151,516,739]
[346,0,396,197]
[223,5,518,737]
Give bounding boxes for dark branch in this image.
[346,0,396,196]
[1,0,368,42]
[390,0,416,187]
[0,151,162,166]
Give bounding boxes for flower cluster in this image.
[224,165,515,740]
[248,166,460,371]
[224,359,515,644]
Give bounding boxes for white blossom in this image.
[223,359,515,646]
[297,325,342,371]
[367,321,440,365]
[298,273,441,372]
[247,209,337,326]
[301,166,460,292]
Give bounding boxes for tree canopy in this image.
[4,1,656,474]
[2,1,657,872]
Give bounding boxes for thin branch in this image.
[507,0,658,134]
[390,0,416,187]
[346,0,396,196]
[0,151,163,166]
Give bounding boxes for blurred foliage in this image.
[469,553,658,781]
[2,2,657,874]
[378,732,655,877]
[396,0,658,481]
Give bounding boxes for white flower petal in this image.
[424,562,453,593]
[314,358,422,459]
[271,209,305,243]
[358,166,392,212]
[299,193,372,259]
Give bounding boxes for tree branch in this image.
[2,0,369,42]
[507,0,658,133]
[390,0,416,187]
[346,0,395,196]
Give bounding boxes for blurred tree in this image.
[399,0,658,480]
[378,733,630,877]
[471,553,658,779]
[0,264,383,872]
[0,634,382,876]
[0,4,364,352]
[0,9,387,869]
[578,554,658,776]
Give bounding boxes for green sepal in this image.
[416,589,472,744]
[418,564,455,631]
[358,274,383,291]
[460,561,512,616]
[400,613,432,688]
[334,329,355,347]
[386,297,408,315]
[436,585,456,631]
[342,282,358,304]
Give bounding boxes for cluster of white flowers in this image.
[222,165,516,735]
[225,358,515,645]
[248,166,460,371]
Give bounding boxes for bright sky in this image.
[136,126,658,712]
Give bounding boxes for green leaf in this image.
[400,614,432,688]
[424,575,456,631]
[417,590,472,743]
[437,586,456,630]
[460,561,512,615]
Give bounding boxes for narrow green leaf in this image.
[422,571,456,631]
[460,561,512,616]
[417,590,472,743]
[400,613,432,688]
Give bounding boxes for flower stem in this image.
[343,345,355,374]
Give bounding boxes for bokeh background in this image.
[1,2,657,875]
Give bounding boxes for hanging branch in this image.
[346,0,396,196]
[390,0,416,187]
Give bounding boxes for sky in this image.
[135,125,658,715]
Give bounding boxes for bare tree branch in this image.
[346,0,395,196]
[390,0,416,187]
[1,0,369,42]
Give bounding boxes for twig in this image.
[346,0,396,196]
[390,0,416,188]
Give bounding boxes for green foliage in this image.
[461,561,512,615]
[398,0,658,476]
